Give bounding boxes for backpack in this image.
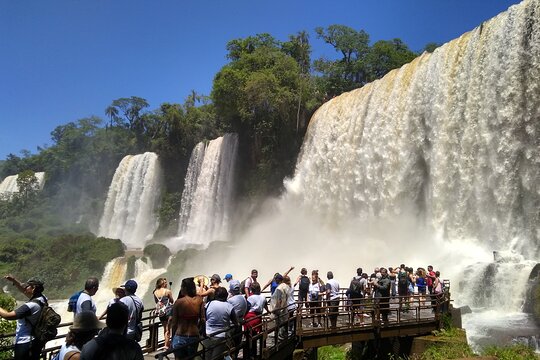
[30,299,61,343]
[398,270,408,286]
[240,277,250,295]
[299,276,310,292]
[67,290,83,312]
[349,278,362,297]
[155,296,172,318]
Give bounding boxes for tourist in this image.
[224,274,233,283]
[153,277,174,349]
[80,302,144,360]
[388,267,397,297]
[308,270,324,327]
[416,268,427,303]
[347,268,366,324]
[198,274,221,302]
[203,287,239,360]
[407,267,416,302]
[270,274,290,339]
[119,280,144,342]
[1,276,48,360]
[99,286,125,320]
[294,268,310,306]
[74,277,99,316]
[283,276,296,334]
[169,278,204,360]
[56,311,104,360]
[244,269,258,297]
[244,282,268,358]
[262,266,294,294]
[372,268,391,324]
[427,265,437,309]
[227,280,247,357]
[397,264,409,311]
[325,271,340,329]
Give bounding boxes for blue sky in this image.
[0,0,521,161]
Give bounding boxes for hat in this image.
[229,280,240,292]
[194,275,210,287]
[112,287,126,296]
[122,279,138,292]
[210,274,221,283]
[224,274,233,281]
[21,277,44,288]
[69,311,105,332]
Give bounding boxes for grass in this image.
[483,344,539,360]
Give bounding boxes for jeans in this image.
[172,335,199,359]
[14,340,43,360]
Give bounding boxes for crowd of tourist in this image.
[0,264,443,360]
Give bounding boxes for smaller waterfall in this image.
[133,258,168,299]
[174,134,238,249]
[456,251,538,351]
[98,153,162,248]
[0,172,46,197]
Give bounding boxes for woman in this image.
[308,270,324,327]
[99,287,125,320]
[56,311,104,360]
[170,278,204,360]
[197,274,221,302]
[416,268,427,303]
[153,277,174,349]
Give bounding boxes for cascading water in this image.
[0,171,46,197]
[98,152,162,248]
[279,0,539,350]
[173,133,238,250]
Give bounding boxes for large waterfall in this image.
[98,152,162,248]
[174,134,238,249]
[287,0,539,256]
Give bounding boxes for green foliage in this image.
[0,293,16,359]
[143,244,171,268]
[157,192,182,235]
[482,344,539,360]
[318,345,349,360]
[421,342,474,360]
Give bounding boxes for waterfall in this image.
[0,172,46,197]
[98,152,162,248]
[286,0,539,257]
[133,258,168,299]
[175,133,238,249]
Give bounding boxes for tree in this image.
[364,39,418,82]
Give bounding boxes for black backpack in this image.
[299,275,310,292]
[30,299,61,343]
[349,278,362,296]
[398,270,408,286]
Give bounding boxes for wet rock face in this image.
[524,264,540,325]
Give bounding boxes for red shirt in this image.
[427,270,436,287]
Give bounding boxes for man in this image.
[119,280,144,342]
[227,280,247,357]
[325,271,340,328]
[1,275,48,360]
[198,274,221,302]
[81,302,144,360]
[244,269,258,297]
[348,268,364,324]
[224,274,233,283]
[372,268,391,324]
[270,274,290,339]
[75,276,99,315]
[427,265,437,309]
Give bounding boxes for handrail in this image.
[0,282,451,359]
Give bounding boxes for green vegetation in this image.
[318,345,349,360]
[143,244,171,268]
[483,344,539,360]
[0,293,16,359]
[0,25,433,295]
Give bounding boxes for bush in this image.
[0,292,16,359]
[482,344,539,360]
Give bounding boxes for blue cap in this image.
[224,274,233,281]
[229,280,240,292]
[122,279,138,293]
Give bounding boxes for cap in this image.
[69,311,105,332]
[229,280,241,292]
[122,279,138,292]
[21,277,44,288]
[274,274,283,282]
[210,274,221,283]
[224,274,233,281]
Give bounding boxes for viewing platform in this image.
[0,283,450,360]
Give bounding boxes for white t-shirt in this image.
[205,301,234,338]
[227,294,247,320]
[246,294,266,314]
[57,344,80,360]
[75,292,96,315]
[308,282,322,301]
[326,279,340,300]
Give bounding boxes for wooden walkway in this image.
[0,289,450,360]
